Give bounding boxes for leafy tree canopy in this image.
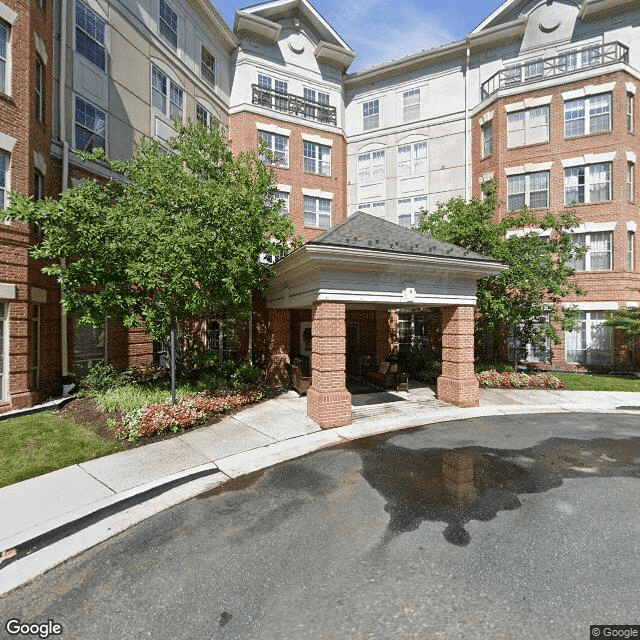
[605,306,640,342]
[8,122,294,340]
[418,180,585,354]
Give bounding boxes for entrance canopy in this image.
[266,211,505,310]
[264,212,506,428]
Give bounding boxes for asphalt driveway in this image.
[1,412,639,640]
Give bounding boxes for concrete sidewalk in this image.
[1,385,640,596]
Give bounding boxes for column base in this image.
[307,388,352,428]
[436,375,479,408]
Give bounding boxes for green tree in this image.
[605,306,640,345]
[418,180,585,362]
[9,122,294,396]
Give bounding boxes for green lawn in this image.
[0,412,122,488]
[553,372,640,392]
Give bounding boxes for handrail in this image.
[251,84,337,125]
[480,41,630,100]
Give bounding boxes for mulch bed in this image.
[56,383,284,449]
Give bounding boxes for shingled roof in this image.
[308,211,500,263]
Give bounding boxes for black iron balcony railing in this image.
[251,84,337,125]
[480,41,629,100]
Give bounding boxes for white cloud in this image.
[324,1,458,71]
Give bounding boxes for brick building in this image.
[1,0,640,413]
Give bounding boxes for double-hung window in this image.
[564,163,611,205]
[363,99,379,130]
[558,48,601,72]
[481,121,492,157]
[397,141,427,176]
[75,0,105,71]
[628,93,634,132]
[507,171,549,211]
[275,190,289,217]
[507,106,549,147]
[74,95,105,151]
[564,93,611,138]
[74,324,106,376]
[397,195,427,228]
[357,150,385,183]
[568,232,612,271]
[358,202,385,219]
[565,311,612,365]
[403,89,420,122]
[196,103,217,130]
[35,56,45,122]
[0,20,7,94]
[303,141,330,175]
[159,0,178,50]
[259,73,287,111]
[628,232,634,271]
[524,59,543,80]
[303,196,331,229]
[151,65,183,121]
[628,162,634,201]
[508,316,551,363]
[200,45,215,87]
[258,131,288,167]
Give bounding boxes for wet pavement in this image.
[1,412,640,639]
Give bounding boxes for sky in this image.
[213,0,506,71]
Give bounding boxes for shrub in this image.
[476,369,565,390]
[475,362,515,373]
[78,362,126,394]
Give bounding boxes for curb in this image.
[1,399,640,597]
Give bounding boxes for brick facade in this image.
[229,111,348,243]
[307,302,351,428]
[437,306,480,407]
[473,70,640,371]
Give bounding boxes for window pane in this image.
[75,1,106,70]
[564,99,585,137]
[201,45,215,87]
[589,94,611,133]
[152,66,167,112]
[159,0,178,50]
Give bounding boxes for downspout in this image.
[464,38,471,201]
[59,0,69,381]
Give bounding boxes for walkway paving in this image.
[1,384,639,596]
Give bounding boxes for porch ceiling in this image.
[266,212,506,309]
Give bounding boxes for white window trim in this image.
[255,121,290,137]
[362,98,380,131]
[150,63,183,122]
[506,105,550,148]
[303,195,332,229]
[301,188,333,200]
[303,140,331,176]
[562,82,616,100]
[397,140,428,175]
[0,12,14,97]
[478,110,493,126]
[74,0,107,72]
[563,163,613,206]
[507,171,550,211]
[357,148,385,184]
[74,93,107,153]
[504,162,553,176]
[200,42,216,89]
[568,231,613,272]
[301,133,333,147]
[564,310,613,366]
[158,0,179,51]
[258,130,289,168]
[563,92,612,138]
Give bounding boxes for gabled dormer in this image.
[234,0,356,72]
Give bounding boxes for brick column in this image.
[437,305,479,407]
[266,308,290,388]
[307,302,352,428]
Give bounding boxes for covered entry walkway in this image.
[264,212,505,428]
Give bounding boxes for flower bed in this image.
[476,369,565,390]
[113,389,264,443]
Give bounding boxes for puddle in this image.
[353,436,640,547]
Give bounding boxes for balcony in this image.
[251,84,337,126]
[480,41,629,100]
